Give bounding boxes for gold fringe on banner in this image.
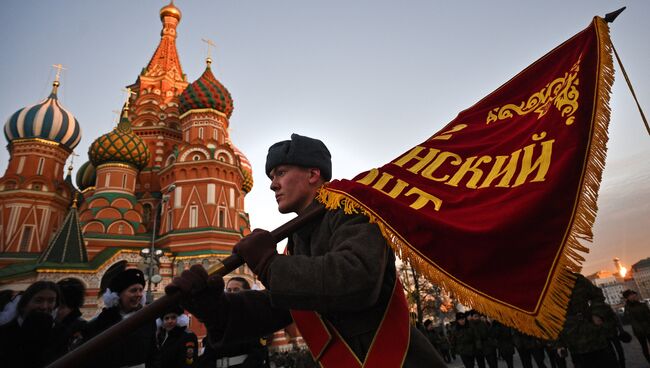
[317,17,613,339]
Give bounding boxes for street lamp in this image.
[140,184,175,304]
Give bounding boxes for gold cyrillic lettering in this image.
[372,172,409,198]
[356,168,379,185]
[478,150,521,188]
[405,186,443,211]
[445,156,493,188]
[513,139,554,187]
[392,146,440,174]
[421,152,462,182]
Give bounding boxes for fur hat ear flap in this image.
[176,313,190,327]
[102,288,120,308]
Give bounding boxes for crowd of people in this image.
[0,269,202,368]
[419,276,650,368]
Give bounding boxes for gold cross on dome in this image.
[122,87,137,109]
[52,64,66,82]
[201,38,216,63]
[67,152,79,174]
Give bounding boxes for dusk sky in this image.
[1,1,648,275]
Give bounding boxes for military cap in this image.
[109,268,145,295]
[265,133,332,181]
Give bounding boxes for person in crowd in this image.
[481,314,499,368]
[543,340,566,368]
[452,312,481,368]
[513,331,547,368]
[0,281,65,368]
[55,278,88,352]
[466,310,487,368]
[493,321,515,368]
[199,276,269,367]
[425,319,452,363]
[166,134,445,367]
[83,268,156,368]
[152,305,198,368]
[558,273,617,368]
[623,289,650,364]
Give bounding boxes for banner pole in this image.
[47,204,326,368]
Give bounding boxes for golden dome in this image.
[160,1,181,21]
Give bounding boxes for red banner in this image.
[318,17,613,338]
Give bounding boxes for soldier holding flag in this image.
[166,134,445,367]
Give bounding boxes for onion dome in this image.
[160,1,181,21]
[76,161,96,190]
[4,80,81,150]
[179,60,234,118]
[229,141,253,193]
[88,108,150,170]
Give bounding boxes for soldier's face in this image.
[269,165,320,214]
[119,283,144,312]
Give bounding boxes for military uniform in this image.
[152,325,198,368]
[492,322,515,368]
[624,297,650,363]
[559,273,617,368]
[206,207,441,367]
[199,335,267,368]
[451,323,480,368]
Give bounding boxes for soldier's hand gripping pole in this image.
[47,204,326,368]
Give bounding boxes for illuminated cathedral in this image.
[0,3,255,320]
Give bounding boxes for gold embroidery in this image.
[487,56,581,126]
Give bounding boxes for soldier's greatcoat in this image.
[207,205,441,367]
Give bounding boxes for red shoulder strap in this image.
[291,277,410,368]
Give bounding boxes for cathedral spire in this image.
[37,198,88,264]
[142,1,184,81]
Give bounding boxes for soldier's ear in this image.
[307,168,323,185]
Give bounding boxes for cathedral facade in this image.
[0,2,255,321]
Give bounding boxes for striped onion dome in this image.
[88,109,150,170]
[179,60,233,118]
[4,81,81,150]
[76,161,96,190]
[229,141,253,193]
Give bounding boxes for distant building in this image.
[586,270,626,306]
[631,257,650,300]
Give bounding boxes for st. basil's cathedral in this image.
[0,2,302,350]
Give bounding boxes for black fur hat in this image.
[109,268,145,295]
[265,133,332,181]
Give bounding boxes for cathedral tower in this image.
[0,76,81,257]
